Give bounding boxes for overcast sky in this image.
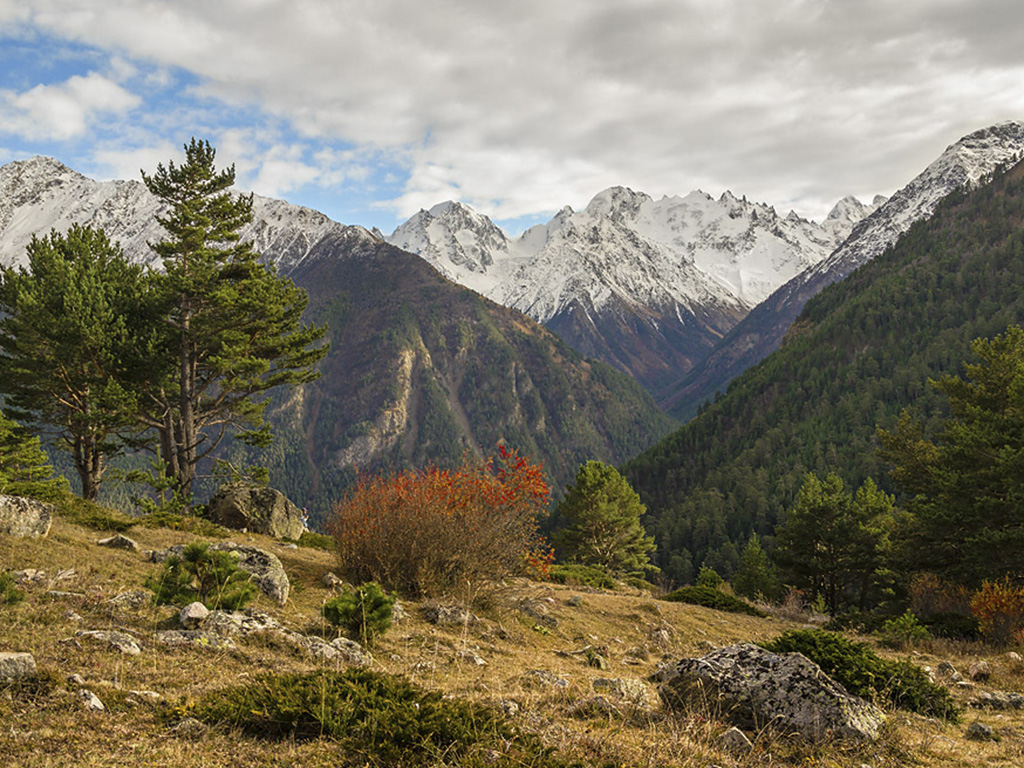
[1,0,1023,234]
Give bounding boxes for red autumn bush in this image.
[328,447,551,598]
[970,578,1024,646]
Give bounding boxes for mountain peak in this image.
[584,186,652,218]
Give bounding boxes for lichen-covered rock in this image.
[0,652,37,681]
[972,691,1024,710]
[153,630,238,650]
[78,689,105,711]
[202,608,286,637]
[294,635,371,666]
[657,643,886,742]
[208,483,305,540]
[0,494,53,538]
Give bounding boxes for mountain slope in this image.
[661,121,1024,420]
[388,187,877,391]
[623,157,1024,585]
[224,239,677,521]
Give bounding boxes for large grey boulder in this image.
[208,483,304,540]
[0,494,53,538]
[656,643,886,742]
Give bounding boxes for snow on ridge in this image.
[387,184,873,325]
[0,156,374,271]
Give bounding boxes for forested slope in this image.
[624,160,1024,585]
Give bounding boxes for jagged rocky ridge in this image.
[660,121,1024,419]
[388,187,881,391]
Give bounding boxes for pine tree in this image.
[140,139,328,501]
[879,325,1024,585]
[0,225,153,499]
[0,411,67,500]
[554,460,656,575]
[774,473,894,614]
[731,534,781,601]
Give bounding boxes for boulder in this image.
[0,652,37,681]
[593,677,655,708]
[656,643,886,742]
[208,483,305,540]
[0,494,53,538]
[969,660,992,681]
[424,604,477,626]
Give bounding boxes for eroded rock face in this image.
[0,494,53,538]
[656,643,886,742]
[208,483,304,540]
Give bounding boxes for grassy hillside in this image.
[624,160,1024,584]
[2,504,1021,766]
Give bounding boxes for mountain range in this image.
[387,186,881,391]
[0,156,675,518]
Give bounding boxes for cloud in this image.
[0,71,139,141]
[8,0,1024,225]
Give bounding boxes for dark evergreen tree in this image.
[0,410,67,500]
[879,325,1024,585]
[554,460,656,575]
[0,225,153,499]
[775,473,895,614]
[141,139,328,501]
[731,534,781,601]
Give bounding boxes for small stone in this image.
[321,572,345,589]
[937,661,958,677]
[13,568,46,585]
[78,689,105,711]
[567,595,584,607]
[127,690,163,704]
[171,717,208,739]
[970,661,992,681]
[424,604,477,626]
[522,669,570,689]
[718,726,753,755]
[97,534,139,551]
[63,610,83,622]
[75,629,142,655]
[458,650,487,666]
[105,590,151,610]
[392,600,408,623]
[500,699,520,716]
[593,678,654,708]
[0,652,37,681]
[180,601,210,629]
[1006,651,1022,663]
[67,673,86,686]
[965,721,995,741]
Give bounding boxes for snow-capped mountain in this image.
[0,156,375,272]
[386,185,880,389]
[661,120,1024,419]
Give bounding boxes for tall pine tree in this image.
[140,139,328,501]
[0,225,153,499]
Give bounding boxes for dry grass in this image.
[2,514,1024,766]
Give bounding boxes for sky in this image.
[1,1,1023,235]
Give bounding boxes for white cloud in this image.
[0,72,139,141]
[7,0,1024,224]
[90,140,181,182]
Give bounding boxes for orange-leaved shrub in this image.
[970,578,1024,645]
[328,447,551,598]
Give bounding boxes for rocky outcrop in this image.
[208,484,305,540]
[0,494,53,538]
[656,643,886,742]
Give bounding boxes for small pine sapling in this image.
[146,542,256,610]
[322,582,396,645]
